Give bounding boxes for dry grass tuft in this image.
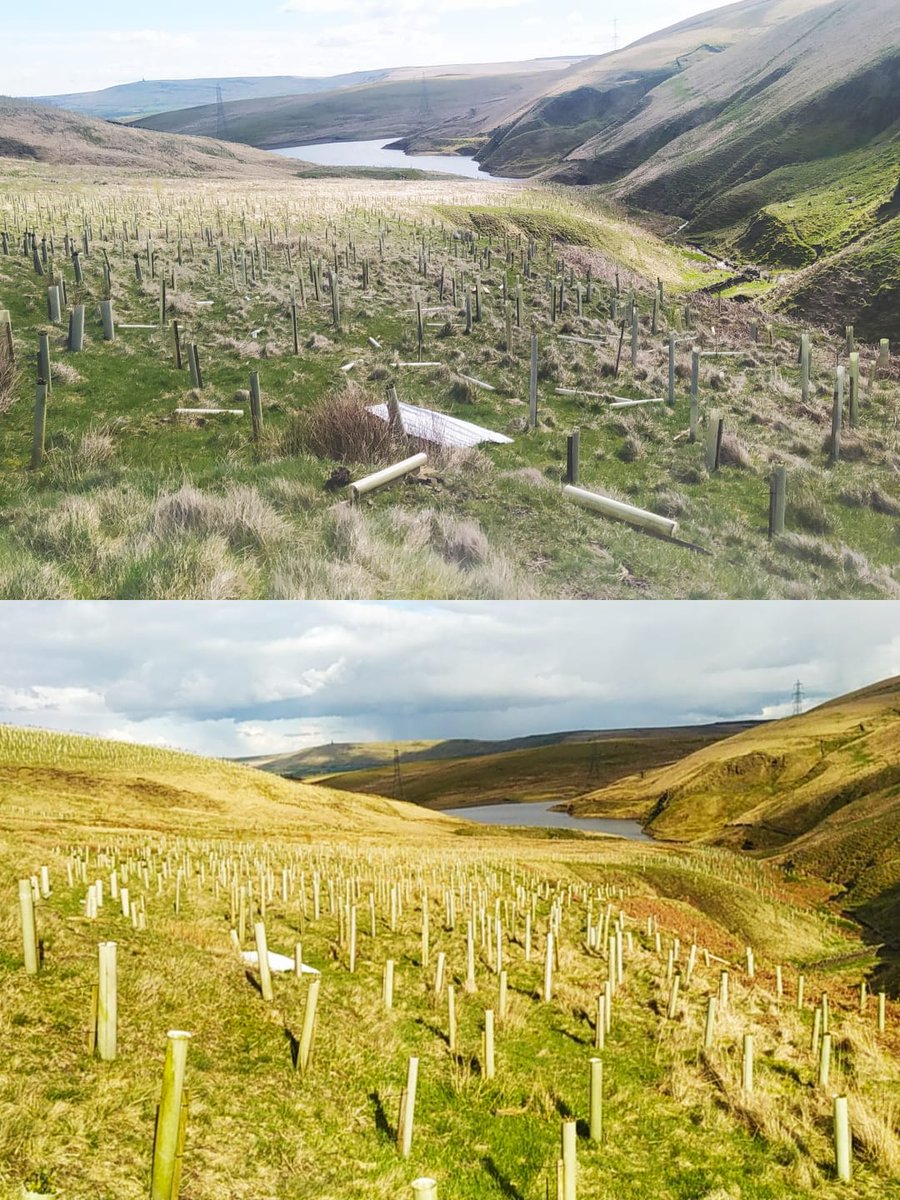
[719,431,752,469]
[0,344,19,414]
[281,383,397,464]
[431,514,491,568]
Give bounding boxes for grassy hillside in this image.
[478,0,900,335]
[576,676,900,962]
[316,724,762,808]
[0,724,452,838]
[1,119,898,601]
[33,61,587,125]
[478,0,833,176]
[244,722,762,781]
[133,69,576,152]
[32,73,390,121]
[2,720,897,1198]
[0,99,303,178]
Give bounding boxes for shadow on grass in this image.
[415,1015,449,1046]
[369,1090,395,1142]
[282,1026,300,1070]
[482,1156,526,1200]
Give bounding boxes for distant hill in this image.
[31,73,390,121]
[577,676,900,953]
[247,723,764,807]
[0,724,452,838]
[131,61,588,152]
[477,0,900,336]
[0,98,298,177]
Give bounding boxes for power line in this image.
[792,680,805,718]
[215,85,228,141]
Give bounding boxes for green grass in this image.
[0,171,897,600]
[1,832,896,1200]
[1,722,898,1197]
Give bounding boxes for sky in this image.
[0,602,897,759]
[4,0,736,96]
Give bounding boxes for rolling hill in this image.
[132,62,587,152]
[263,723,764,808]
[575,675,900,949]
[0,724,453,838]
[0,98,299,177]
[33,61,587,123]
[31,72,391,121]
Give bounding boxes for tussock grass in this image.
[0,168,896,599]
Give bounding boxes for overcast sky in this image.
[7,1,736,96]
[0,602,897,758]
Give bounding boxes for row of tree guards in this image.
[2,193,894,548]
[13,846,894,1198]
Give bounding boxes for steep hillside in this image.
[316,724,763,808]
[0,725,452,838]
[577,676,900,944]
[0,99,298,177]
[478,0,833,176]
[479,0,900,333]
[132,66,581,152]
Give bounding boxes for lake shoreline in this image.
[274,136,508,181]
[437,798,654,842]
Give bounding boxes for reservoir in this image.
[275,137,500,180]
[451,801,653,840]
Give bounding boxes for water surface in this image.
[275,138,499,179]
[454,801,652,840]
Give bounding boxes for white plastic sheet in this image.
[242,950,320,975]
[367,401,513,449]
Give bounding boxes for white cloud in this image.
[0,603,897,757]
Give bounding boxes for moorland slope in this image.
[132,63,585,153]
[577,676,900,943]
[303,723,762,807]
[479,0,900,335]
[0,99,297,177]
[0,724,452,838]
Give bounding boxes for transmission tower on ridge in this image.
[215,85,229,140]
[588,742,601,779]
[792,680,806,717]
[612,17,620,52]
[419,74,433,119]
[392,748,405,800]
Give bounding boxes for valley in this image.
[1,691,898,1199]
[0,100,897,601]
